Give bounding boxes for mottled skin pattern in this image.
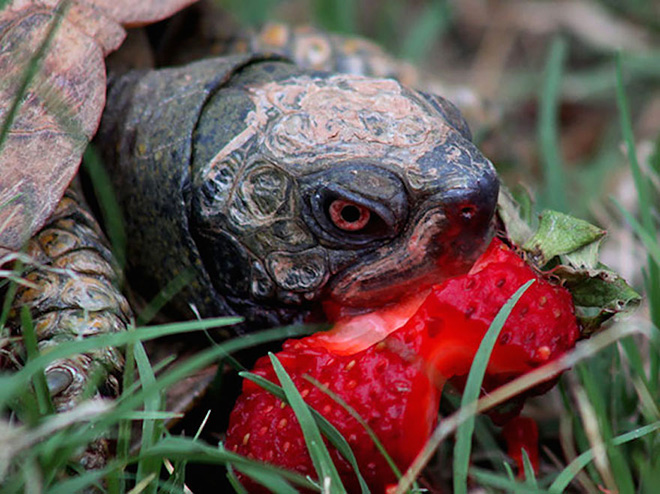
[5,186,127,411]
[97,55,498,333]
[4,43,498,443]
[3,185,128,468]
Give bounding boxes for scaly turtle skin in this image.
[1,6,498,464]
[96,54,499,332]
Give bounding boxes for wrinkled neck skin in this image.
[189,61,499,329]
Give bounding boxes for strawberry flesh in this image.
[226,335,439,492]
[225,238,580,491]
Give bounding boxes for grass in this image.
[2,0,660,493]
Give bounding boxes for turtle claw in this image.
[46,367,74,397]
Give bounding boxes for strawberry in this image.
[224,238,580,491]
[225,337,438,493]
[501,416,540,474]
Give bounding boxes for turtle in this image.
[0,0,499,475]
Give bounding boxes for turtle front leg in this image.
[4,183,130,456]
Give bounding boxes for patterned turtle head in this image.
[100,56,497,328]
[190,61,499,314]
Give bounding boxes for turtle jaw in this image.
[327,177,499,309]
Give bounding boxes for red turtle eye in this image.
[328,199,371,231]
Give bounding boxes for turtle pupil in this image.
[328,199,371,231]
[341,205,361,223]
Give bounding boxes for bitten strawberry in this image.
[225,238,580,492]
[225,336,439,493]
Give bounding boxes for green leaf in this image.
[523,210,606,266]
[557,265,641,335]
[497,187,535,246]
[562,267,641,310]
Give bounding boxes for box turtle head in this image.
[98,55,498,329]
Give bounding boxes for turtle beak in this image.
[328,156,499,307]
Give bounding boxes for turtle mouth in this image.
[326,184,497,310]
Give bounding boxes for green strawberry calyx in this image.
[496,186,641,336]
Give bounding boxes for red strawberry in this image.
[501,416,540,474]
[225,238,580,491]
[225,334,439,493]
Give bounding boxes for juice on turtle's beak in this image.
[328,164,499,308]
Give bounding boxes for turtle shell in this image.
[0,0,194,258]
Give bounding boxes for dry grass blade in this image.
[0,399,112,481]
[568,373,617,492]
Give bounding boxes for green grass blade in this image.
[503,461,516,481]
[400,0,450,63]
[220,0,280,26]
[230,463,302,494]
[140,436,316,490]
[576,364,635,494]
[4,327,314,484]
[612,199,660,273]
[538,37,568,212]
[453,279,534,494]
[241,371,371,494]
[47,465,114,494]
[99,327,311,431]
[521,449,538,487]
[313,0,357,34]
[227,465,250,494]
[193,409,212,441]
[0,264,22,331]
[115,335,137,494]
[82,145,127,269]
[614,55,654,235]
[0,316,242,408]
[445,392,507,473]
[469,468,551,493]
[304,375,403,491]
[619,337,654,400]
[269,352,347,493]
[615,52,660,393]
[116,411,181,420]
[136,269,196,325]
[549,421,660,492]
[0,0,70,153]
[134,341,163,494]
[20,306,54,417]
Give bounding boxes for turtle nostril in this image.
[459,205,477,221]
[444,184,497,233]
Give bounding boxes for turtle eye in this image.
[328,199,371,231]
